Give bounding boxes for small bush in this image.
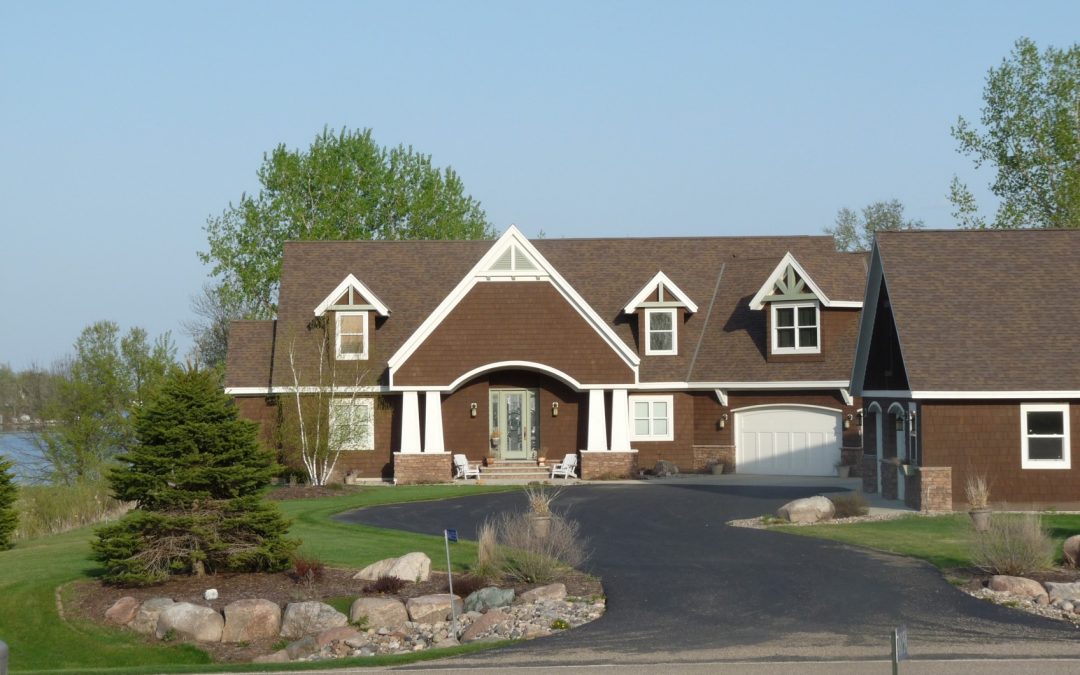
[550,618,570,630]
[965,472,991,509]
[971,513,1054,576]
[523,485,561,516]
[291,552,326,585]
[494,511,588,583]
[830,492,869,518]
[365,575,406,594]
[447,574,487,598]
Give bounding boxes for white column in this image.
[609,389,631,451]
[400,391,422,453]
[423,391,445,453]
[586,389,608,451]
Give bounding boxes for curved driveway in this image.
[336,482,1080,666]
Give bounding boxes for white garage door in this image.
[735,407,841,476]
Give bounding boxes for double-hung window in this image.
[1020,403,1070,469]
[629,395,674,441]
[771,302,819,354]
[645,308,676,355]
[329,398,375,451]
[336,311,368,360]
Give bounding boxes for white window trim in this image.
[329,397,375,451]
[645,308,677,356]
[1020,403,1071,470]
[771,301,820,355]
[336,310,369,360]
[629,394,674,441]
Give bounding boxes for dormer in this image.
[623,272,698,356]
[314,274,390,360]
[749,252,860,357]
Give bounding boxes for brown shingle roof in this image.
[877,229,1080,391]
[225,235,867,389]
[224,320,277,388]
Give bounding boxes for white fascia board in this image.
[747,252,862,311]
[634,380,851,390]
[911,391,1080,400]
[623,271,699,314]
[225,386,388,395]
[386,225,641,373]
[313,273,391,317]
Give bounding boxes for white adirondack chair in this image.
[453,453,481,479]
[550,453,578,480]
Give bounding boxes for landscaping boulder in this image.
[1064,534,1080,568]
[776,496,835,524]
[316,625,363,648]
[652,460,679,477]
[129,597,176,635]
[253,650,290,664]
[1046,581,1080,604]
[406,594,463,623]
[520,582,567,604]
[464,587,515,613]
[285,635,318,659]
[349,597,408,628]
[989,575,1048,601]
[221,599,282,642]
[156,602,224,642]
[461,608,509,642]
[353,551,432,582]
[280,601,348,639]
[105,596,140,625]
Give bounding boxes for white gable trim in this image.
[386,226,641,379]
[313,273,390,317]
[748,252,862,311]
[623,271,699,314]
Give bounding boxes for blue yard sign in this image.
[445,528,458,543]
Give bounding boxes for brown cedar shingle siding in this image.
[876,229,1080,391]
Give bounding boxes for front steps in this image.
[480,459,552,481]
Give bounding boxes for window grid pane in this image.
[1028,437,1063,460]
[797,306,817,327]
[1028,411,1064,436]
[776,308,795,327]
[799,327,818,347]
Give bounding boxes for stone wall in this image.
[579,451,638,479]
[691,445,735,472]
[861,455,879,493]
[881,461,898,500]
[393,453,452,484]
[918,466,953,512]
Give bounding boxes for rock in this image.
[285,635,318,659]
[353,552,432,582]
[433,635,460,648]
[105,596,140,625]
[252,649,291,664]
[1046,581,1080,604]
[776,496,835,524]
[221,599,282,642]
[129,597,176,635]
[652,460,679,477]
[464,587,515,613]
[280,601,348,639]
[406,594,463,623]
[156,602,224,642]
[520,583,567,603]
[1064,535,1080,567]
[316,625,363,648]
[989,575,1048,600]
[1064,601,1076,613]
[460,608,508,642]
[203,589,218,601]
[523,623,552,638]
[1036,594,1050,606]
[350,597,408,629]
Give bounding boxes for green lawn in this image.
[772,513,1080,569]
[0,484,515,673]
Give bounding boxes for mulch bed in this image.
[66,567,602,663]
[949,565,1080,592]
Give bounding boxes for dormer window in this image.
[772,302,819,354]
[336,311,368,360]
[646,308,677,355]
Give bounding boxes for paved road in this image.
[335,482,1080,667]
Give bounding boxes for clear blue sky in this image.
[1,1,1077,369]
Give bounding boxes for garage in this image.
[735,406,841,476]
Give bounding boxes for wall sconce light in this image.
[470,402,477,418]
[856,409,865,427]
[551,401,559,417]
[717,413,728,430]
[895,414,905,431]
[844,414,853,430]
[908,410,917,435]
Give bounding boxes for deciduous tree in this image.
[825,199,924,251]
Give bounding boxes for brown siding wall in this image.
[395,281,635,386]
[234,396,279,448]
[921,401,1080,508]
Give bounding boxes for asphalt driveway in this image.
[335,482,1080,666]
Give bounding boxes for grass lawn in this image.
[0,484,516,673]
[772,512,1080,569]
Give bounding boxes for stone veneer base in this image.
[918,466,953,512]
[393,452,452,485]
[579,450,638,480]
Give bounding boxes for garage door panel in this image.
[735,407,841,476]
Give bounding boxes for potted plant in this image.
[965,472,992,532]
[835,460,851,479]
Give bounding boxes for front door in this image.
[489,389,538,460]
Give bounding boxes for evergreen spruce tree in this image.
[0,456,18,550]
[93,367,296,584]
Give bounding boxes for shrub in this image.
[494,511,588,583]
[291,552,326,585]
[523,485,561,516]
[0,456,18,549]
[365,575,407,594]
[447,574,487,598]
[965,472,991,509]
[830,492,869,518]
[550,618,570,630]
[971,513,1054,576]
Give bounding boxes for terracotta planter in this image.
[969,508,992,532]
[836,466,851,479]
[711,463,725,475]
[529,514,552,538]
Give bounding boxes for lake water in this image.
[0,432,43,483]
